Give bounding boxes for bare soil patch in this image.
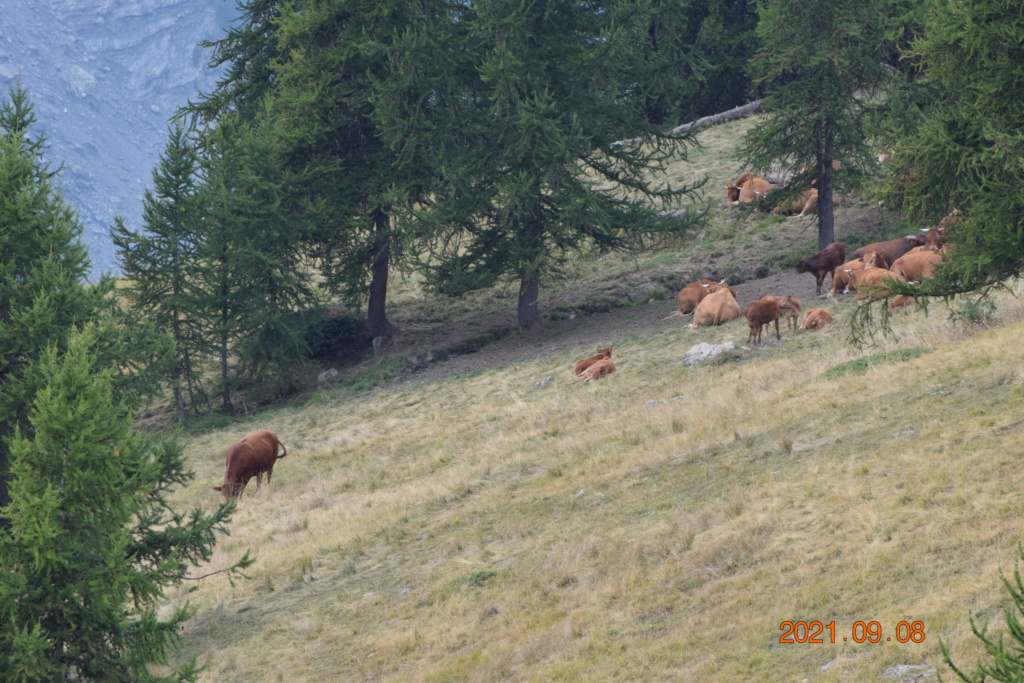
[324,202,895,386]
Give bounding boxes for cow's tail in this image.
[277,441,288,459]
[662,310,688,320]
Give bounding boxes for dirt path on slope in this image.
[336,204,893,385]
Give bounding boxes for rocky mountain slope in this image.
[0,0,233,276]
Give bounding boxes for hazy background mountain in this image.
[0,0,235,277]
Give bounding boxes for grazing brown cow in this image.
[851,236,926,269]
[759,294,802,331]
[847,267,908,300]
[796,242,846,296]
[582,358,616,381]
[574,348,612,377]
[213,429,288,499]
[742,299,781,345]
[890,250,944,282]
[799,308,833,331]
[664,280,721,319]
[692,287,741,327]
[726,173,774,205]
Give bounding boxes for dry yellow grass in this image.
[159,284,1024,682]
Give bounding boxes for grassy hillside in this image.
[157,117,1024,682]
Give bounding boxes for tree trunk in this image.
[367,208,396,340]
[818,170,835,250]
[172,380,186,423]
[517,271,541,332]
[220,329,232,413]
[669,99,763,135]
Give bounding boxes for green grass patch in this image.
[820,347,931,380]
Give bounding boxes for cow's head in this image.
[213,483,244,500]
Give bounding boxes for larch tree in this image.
[384,0,706,331]
[742,0,890,250]
[879,0,1024,296]
[198,118,318,399]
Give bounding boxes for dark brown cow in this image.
[851,235,926,269]
[796,242,846,296]
[214,429,288,499]
[574,348,611,377]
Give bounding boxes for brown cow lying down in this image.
[726,173,774,205]
[692,287,741,327]
[771,188,838,217]
[574,348,611,377]
[214,429,288,499]
[664,280,722,319]
[758,294,802,331]
[851,235,926,269]
[582,358,616,381]
[799,308,833,331]
[890,250,944,282]
[796,242,846,296]
[847,267,908,300]
[742,299,781,345]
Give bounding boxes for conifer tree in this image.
[183,0,410,341]
[385,0,705,330]
[942,545,1024,682]
[641,0,759,125]
[199,118,317,400]
[0,84,112,508]
[879,0,1024,296]
[113,124,209,421]
[0,326,249,681]
[742,0,889,250]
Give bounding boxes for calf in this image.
[759,295,802,332]
[574,348,612,377]
[214,429,288,500]
[742,299,781,345]
[796,242,846,296]
[799,308,833,331]
[582,358,616,381]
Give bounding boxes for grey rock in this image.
[627,282,658,301]
[534,377,555,389]
[883,665,934,682]
[317,368,339,384]
[682,341,735,366]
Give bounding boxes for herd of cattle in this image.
[572,201,958,378]
[215,187,957,493]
